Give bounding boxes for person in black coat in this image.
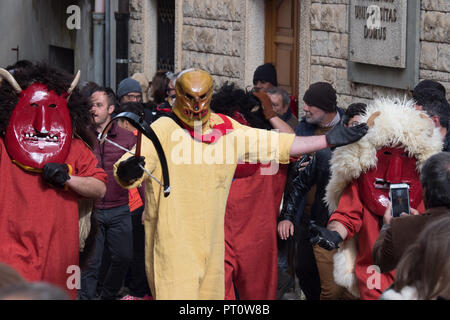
[278,102,367,300]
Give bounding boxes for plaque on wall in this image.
[347,0,420,90]
[349,0,407,69]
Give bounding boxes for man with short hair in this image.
[412,80,449,151]
[267,87,298,131]
[422,99,449,150]
[372,152,450,273]
[80,87,137,300]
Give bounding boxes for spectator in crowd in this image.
[117,78,143,104]
[412,79,449,151]
[117,77,153,124]
[253,63,278,93]
[412,79,446,105]
[310,98,442,299]
[155,71,178,114]
[0,282,69,300]
[0,263,26,290]
[278,103,367,300]
[253,63,299,117]
[280,81,345,300]
[373,152,450,272]
[420,99,449,152]
[5,59,33,74]
[131,73,151,103]
[79,87,137,300]
[267,87,299,131]
[150,70,170,106]
[380,215,450,300]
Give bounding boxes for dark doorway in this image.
[49,45,75,74]
[157,0,175,72]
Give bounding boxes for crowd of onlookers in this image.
[0,59,449,301]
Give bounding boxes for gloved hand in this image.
[309,221,343,251]
[325,116,368,148]
[252,90,277,120]
[116,156,145,183]
[42,163,71,189]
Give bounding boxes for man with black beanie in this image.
[253,62,299,125]
[253,63,278,92]
[281,81,345,300]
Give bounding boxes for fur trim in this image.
[327,97,442,297]
[78,198,93,252]
[380,286,419,300]
[333,236,360,298]
[325,97,442,212]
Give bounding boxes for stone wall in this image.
[420,0,450,100]
[128,0,449,105]
[309,0,450,109]
[129,0,145,76]
[181,0,246,89]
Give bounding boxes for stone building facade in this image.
[129,0,450,116]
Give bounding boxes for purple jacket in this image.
[93,122,136,210]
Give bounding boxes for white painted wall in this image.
[0,0,95,82]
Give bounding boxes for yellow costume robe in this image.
[114,113,295,299]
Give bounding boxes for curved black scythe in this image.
[99,112,170,197]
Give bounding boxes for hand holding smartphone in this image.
[389,183,410,217]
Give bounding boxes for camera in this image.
[389,183,410,217]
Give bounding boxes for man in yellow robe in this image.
[113,69,367,299]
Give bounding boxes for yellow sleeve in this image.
[227,117,295,164]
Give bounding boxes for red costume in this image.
[324,98,442,300]
[329,180,425,300]
[0,138,106,299]
[0,65,107,299]
[225,162,288,299]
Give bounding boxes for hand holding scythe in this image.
[98,112,171,197]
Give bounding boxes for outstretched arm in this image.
[289,118,369,157]
[289,135,328,157]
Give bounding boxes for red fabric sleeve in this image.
[328,181,364,239]
[67,139,107,185]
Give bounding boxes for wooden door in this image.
[265,0,299,98]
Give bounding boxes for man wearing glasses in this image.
[117,77,143,104]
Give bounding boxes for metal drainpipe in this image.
[93,0,105,85]
[115,0,130,89]
[105,0,111,88]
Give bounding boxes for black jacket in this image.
[279,148,332,228]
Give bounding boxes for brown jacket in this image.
[372,206,450,273]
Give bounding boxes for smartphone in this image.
[389,183,410,217]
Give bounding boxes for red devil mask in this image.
[357,146,422,217]
[4,84,73,170]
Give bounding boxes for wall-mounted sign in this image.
[349,0,407,68]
